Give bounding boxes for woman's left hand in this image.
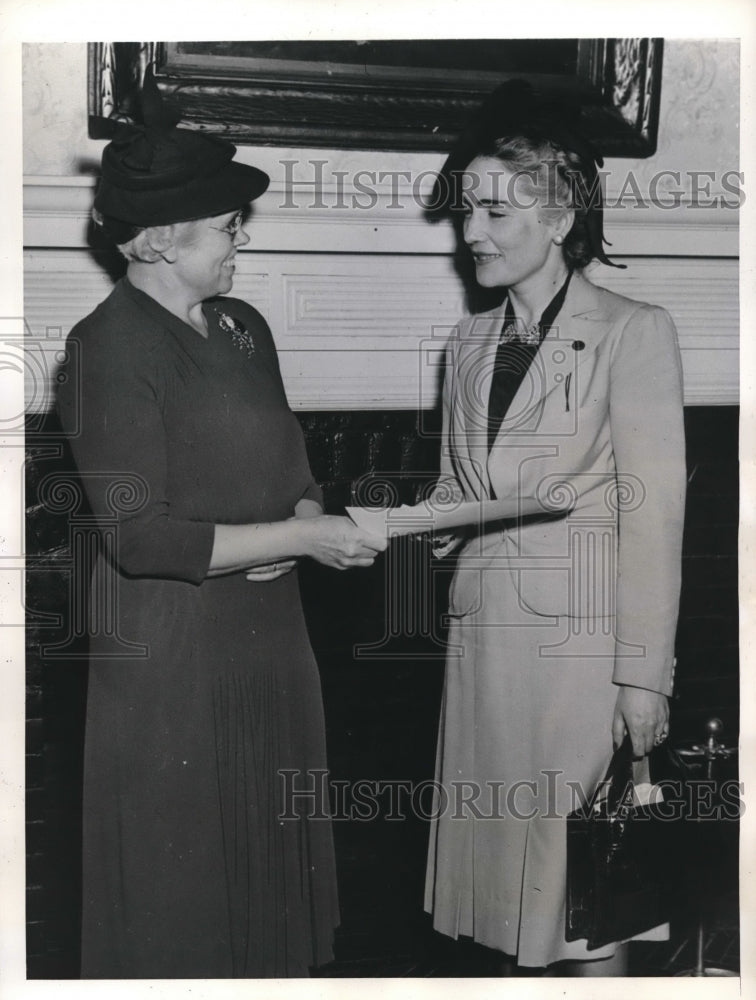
[245,560,298,582]
[429,531,464,558]
[612,685,669,758]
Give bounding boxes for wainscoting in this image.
[23,176,739,412]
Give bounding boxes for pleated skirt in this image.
[80,564,339,978]
[424,560,666,966]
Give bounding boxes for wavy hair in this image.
[466,135,602,271]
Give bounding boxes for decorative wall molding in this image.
[23,178,739,258]
[24,250,738,412]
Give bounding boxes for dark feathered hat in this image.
[90,68,269,236]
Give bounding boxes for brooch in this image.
[215,309,255,358]
[499,320,541,346]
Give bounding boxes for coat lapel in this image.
[455,312,502,501]
[454,274,621,500]
[491,273,615,443]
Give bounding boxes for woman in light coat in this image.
[423,83,686,974]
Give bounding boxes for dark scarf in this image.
[487,269,573,453]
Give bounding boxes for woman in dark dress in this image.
[57,79,386,979]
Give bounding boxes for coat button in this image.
[572,340,585,351]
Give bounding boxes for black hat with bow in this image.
[91,68,269,235]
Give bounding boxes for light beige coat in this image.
[424,272,686,964]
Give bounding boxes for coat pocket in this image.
[515,564,616,619]
[512,519,617,619]
[515,567,573,617]
[446,533,505,619]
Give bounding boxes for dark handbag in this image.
[565,737,679,950]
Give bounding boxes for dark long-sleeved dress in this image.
[57,277,338,978]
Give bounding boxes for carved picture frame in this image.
[88,39,663,157]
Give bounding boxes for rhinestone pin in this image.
[215,309,255,358]
[499,320,542,346]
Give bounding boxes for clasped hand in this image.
[246,514,387,580]
[429,531,463,558]
[299,514,387,570]
[245,560,298,582]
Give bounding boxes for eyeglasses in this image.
[208,211,245,237]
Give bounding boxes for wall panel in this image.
[24,248,738,411]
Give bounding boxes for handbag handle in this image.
[601,736,636,815]
[600,736,686,817]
